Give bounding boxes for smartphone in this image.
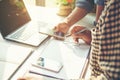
[54,32,65,40]
[32,57,63,73]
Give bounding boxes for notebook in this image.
[0,0,49,46]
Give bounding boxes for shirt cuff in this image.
[94,0,104,6]
[75,0,93,12]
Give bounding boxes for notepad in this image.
[32,57,63,73]
[39,28,65,40]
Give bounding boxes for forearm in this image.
[94,0,104,22]
[64,7,88,27]
[54,0,93,34]
[95,5,104,22]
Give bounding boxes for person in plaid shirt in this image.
[71,0,120,80]
[90,0,120,79]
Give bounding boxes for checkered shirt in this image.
[90,0,120,80]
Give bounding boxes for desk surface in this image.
[0,6,94,80]
[11,38,90,80]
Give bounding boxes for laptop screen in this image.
[0,0,31,37]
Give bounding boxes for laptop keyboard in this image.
[10,21,49,41]
[10,30,33,41]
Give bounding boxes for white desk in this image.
[0,6,94,80]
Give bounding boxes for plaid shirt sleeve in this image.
[90,0,120,79]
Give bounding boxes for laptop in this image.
[0,0,49,46]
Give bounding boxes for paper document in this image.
[31,57,63,73]
[39,28,65,40]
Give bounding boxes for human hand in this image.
[53,22,70,40]
[54,22,70,34]
[71,26,91,45]
[17,77,42,80]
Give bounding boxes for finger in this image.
[74,38,79,43]
[72,33,83,39]
[53,26,60,32]
[71,26,84,34]
[53,26,57,31]
[17,78,26,80]
[72,34,79,42]
[53,26,57,30]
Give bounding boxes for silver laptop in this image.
[0,0,49,46]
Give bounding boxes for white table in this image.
[0,6,94,80]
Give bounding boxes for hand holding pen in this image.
[70,26,92,45]
[66,27,87,37]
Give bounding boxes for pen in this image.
[74,28,87,34]
[65,28,87,37]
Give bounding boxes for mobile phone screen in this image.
[32,57,63,73]
[53,32,65,40]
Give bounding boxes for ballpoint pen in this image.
[65,28,88,37]
[74,28,87,34]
